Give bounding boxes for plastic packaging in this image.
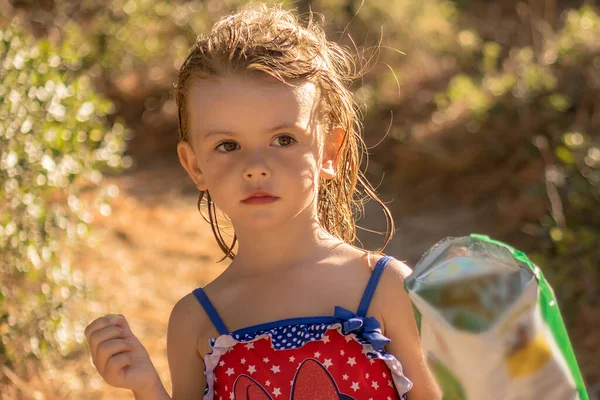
[405,234,589,400]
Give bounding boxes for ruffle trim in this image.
[203,322,413,399]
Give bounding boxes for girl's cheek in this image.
[204,153,234,169]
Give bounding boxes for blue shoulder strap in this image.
[356,256,393,317]
[192,287,229,335]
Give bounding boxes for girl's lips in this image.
[241,196,279,205]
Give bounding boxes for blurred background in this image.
[0,0,599,398]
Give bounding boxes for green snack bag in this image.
[405,234,589,400]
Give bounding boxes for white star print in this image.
[229,392,234,400]
[209,325,413,399]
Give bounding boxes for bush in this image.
[438,6,600,314]
[381,5,600,318]
[0,22,129,370]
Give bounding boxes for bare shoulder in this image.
[368,255,413,330]
[167,291,216,399]
[371,255,413,299]
[169,292,205,329]
[168,291,216,356]
[370,255,443,399]
[379,255,413,281]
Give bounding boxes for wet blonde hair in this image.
[174,3,393,260]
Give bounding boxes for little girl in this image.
[85,4,440,400]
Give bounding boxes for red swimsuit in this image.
[194,256,412,400]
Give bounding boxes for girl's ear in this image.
[319,127,344,180]
[177,141,207,191]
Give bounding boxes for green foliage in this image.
[429,5,600,315]
[57,0,201,75]
[530,129,600,314]
[558,7,600,62]
[10,0,286,86]
[0,23,129,365]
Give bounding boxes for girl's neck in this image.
[231,217,342,273]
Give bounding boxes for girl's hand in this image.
[85,314,165,398]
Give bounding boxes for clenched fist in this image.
[85,314,167,398]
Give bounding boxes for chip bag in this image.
[405,234,589,400]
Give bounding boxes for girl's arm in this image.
[375,258,442,400]
[167,293,209,400]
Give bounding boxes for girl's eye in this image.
[216,141,239,153]
[273,135,296,147]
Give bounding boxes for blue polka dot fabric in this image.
[235,323,330,349]
[205,320,411,400]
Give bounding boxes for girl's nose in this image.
[243,164,271,181]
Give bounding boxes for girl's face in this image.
[177,74,342,231]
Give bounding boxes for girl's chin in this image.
[235,217,286,231]
[226,202,315,232]
[231,211,303,232]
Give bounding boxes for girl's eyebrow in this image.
[203,123,306,138]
